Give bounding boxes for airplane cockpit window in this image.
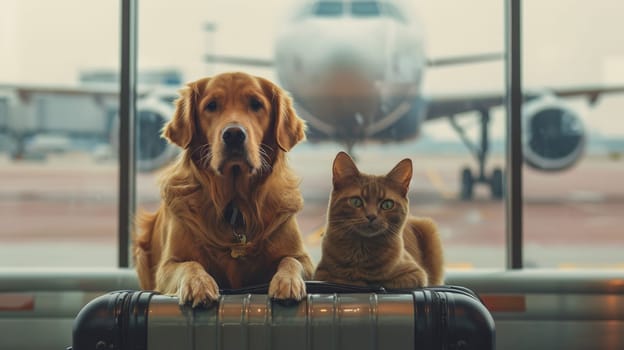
[348,1,407,23]
[313,1,344,17]
[350,1,381,17]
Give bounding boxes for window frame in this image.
[505,0,523,269]
[118,0,138,268]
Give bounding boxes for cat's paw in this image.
[386,269,428,289]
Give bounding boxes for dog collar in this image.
[228,205,250,258]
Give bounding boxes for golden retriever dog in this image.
[134,72,314,307]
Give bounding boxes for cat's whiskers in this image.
[327,217,365,230]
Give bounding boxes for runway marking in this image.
[424,167,455,200]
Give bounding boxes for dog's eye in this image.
[249,98,263,112]
[206,100,218,112]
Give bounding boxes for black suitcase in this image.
[69,282,495,350]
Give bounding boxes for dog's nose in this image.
[222,125,247,148]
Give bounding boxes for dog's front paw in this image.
[178,272,220,307]
[268,272,306,301]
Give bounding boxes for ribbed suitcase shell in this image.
[70,282,494,350]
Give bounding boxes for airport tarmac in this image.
[1,142,623,269]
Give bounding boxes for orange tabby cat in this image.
[314,152,444,288]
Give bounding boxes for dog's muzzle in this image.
[217,123,255,174]
[222,124,247,151]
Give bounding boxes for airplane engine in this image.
[522,95,586,171]
[111,89,179,172]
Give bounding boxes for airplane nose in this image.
[222,125,247,148]
[330,46,370,70]
[322,40,383,82]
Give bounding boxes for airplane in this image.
[202,0,624,200]
[0,68,182,172]
[2,0,624,200]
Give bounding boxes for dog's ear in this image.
[258,77,306,152]
[162,80,202,149]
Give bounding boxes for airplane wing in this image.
[203,52,504,69]
[426,52,502,67]
[424,85,624,120]
[204,54,274,68]
[0,83,121,99]
[0,83,169,104]
[200,52,624,121]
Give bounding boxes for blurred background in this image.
[1,0,623,270]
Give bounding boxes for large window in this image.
[134,0,507,269]
[1,0,622,272]
[522,0,624,268]
[0,0,120,267]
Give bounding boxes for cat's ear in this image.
[332,151,360,188]
[387,158,413,196]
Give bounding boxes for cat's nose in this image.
[366,214,377,223]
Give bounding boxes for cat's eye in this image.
[348,197,363,208]
[380,199,394,210]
